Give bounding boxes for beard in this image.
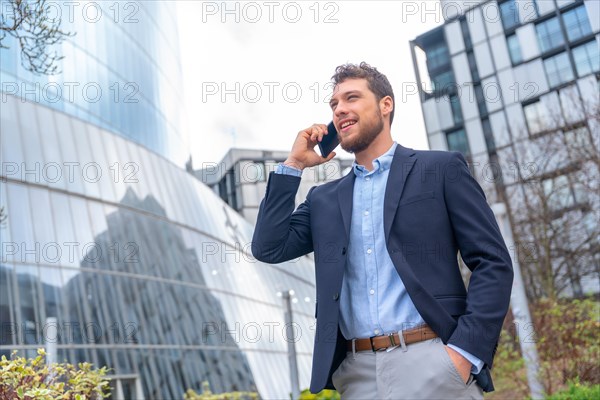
[340,108,384,154]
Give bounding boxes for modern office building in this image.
[0,2,317,398]
[411,0,599,297]
[195,148,353,224]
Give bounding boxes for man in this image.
[252,63,513,399]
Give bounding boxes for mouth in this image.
[339,119,357,132]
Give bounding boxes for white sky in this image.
[177,1,445,166]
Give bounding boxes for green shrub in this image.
[298,388,340,400]
[545,381,600,400]
[183,381,258,400]
[0,348,110,400]
[490,298,599,399]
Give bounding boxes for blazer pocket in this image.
[399,191,435,206]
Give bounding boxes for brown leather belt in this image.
[347,326,437,352]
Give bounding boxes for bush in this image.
[298,389,340,400]
[183,381,258,400]
[545,381,600,400]
[0,348,110,400]
[490,298,599,399]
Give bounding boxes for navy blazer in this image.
[252,145,513,393]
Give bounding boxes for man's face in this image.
[329,78,384,154]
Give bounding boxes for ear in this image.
[379,95,394,120]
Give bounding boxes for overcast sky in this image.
[177,1,444,166]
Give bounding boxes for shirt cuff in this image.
[447,344,484,374]
[275,163,303,177]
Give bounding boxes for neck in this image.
[354,131,394,171]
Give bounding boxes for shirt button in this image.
[364,211,369,216]
[369,289,375,295]
[365,177,370,181]
[374,329,380,335]
[367,248,372,254]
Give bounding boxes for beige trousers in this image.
[331,338,484,400]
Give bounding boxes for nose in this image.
[334,100,348,119]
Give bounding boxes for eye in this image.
[348,95,357,100]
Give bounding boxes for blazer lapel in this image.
[384,145,417,240]
[337,170,356,242]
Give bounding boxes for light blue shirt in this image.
[275,143,483,373]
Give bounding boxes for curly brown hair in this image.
[331,62,395,124]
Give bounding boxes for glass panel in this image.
[543,175,574,210]
[15,264,42,345]
[49,191,78,267]
[0,96,25,170]
[0,263,16,348]
[16,101,44,186]
[544,52,575,88]
[500,0,520,30]
[446,129,471,155]
[432,70,456,92]
[507,34,522,64]
[467,51,479,81]
[563,5,593,42]
[28,187,59,267]
[6,184,34,264]
[474,84,488,116]
[426,43,450,70]
[461,18,472,49]
[482,119,497,152]
[536,17,565,53]
[87,125,116,202]
[71,118,101,199]
[35,105,66,191]
[572,41,600,77]
[54,111,85,195]
[523,101,546,134]
[449,94,463,124]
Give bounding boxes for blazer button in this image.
[333,293,339,301]
[341,247,347,255]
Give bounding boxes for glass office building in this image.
[1,2,316,398]
[411,0,599,298]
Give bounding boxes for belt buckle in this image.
[388,333,397,347]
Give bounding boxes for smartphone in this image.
[318,121,339,158]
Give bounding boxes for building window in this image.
[523,100,547,134]
[500,0,520,30]
[446,129,470,155]
[474,84,488,116]
[432,70,456,93]
[426,42,450,71]
[482,118,496,152]
[544,52,574,88]
[507,34,522,64]
[543,175,575,211]
[562,5,593,43]
[536,17,565,53]
[461,18,472,49]
[467,51,479,82]
[449,94,463,125]
[572,40,600,77]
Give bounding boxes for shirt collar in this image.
[352,142,398,177]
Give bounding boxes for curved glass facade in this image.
[0,2,316,398]
[0,1,187,166]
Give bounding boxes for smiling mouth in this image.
[340,120,356,131]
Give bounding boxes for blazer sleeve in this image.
[444,152,514,368]
[251,172,314,263]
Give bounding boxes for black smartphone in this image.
[318,121,339,158]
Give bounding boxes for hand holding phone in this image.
[318,121,339,158]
